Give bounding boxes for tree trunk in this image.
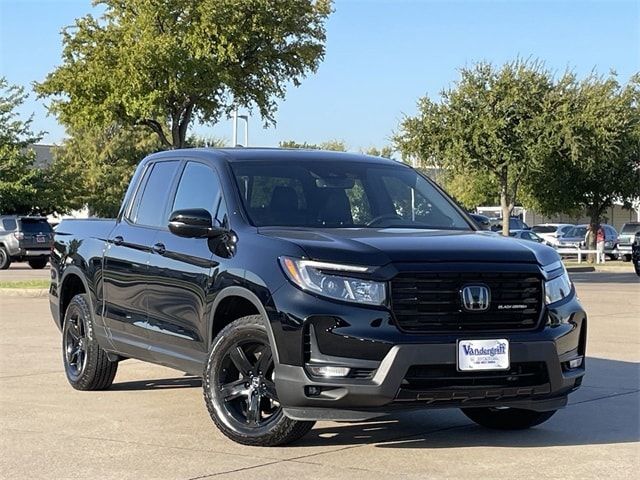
[586,211,600,264]
[500,179,510,237]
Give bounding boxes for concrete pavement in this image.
[0,273,638,479]
[0,263,50,281]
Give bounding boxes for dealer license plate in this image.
[457,339,510,371]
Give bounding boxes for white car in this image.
[508,229,547,244]
[531,223,574,247]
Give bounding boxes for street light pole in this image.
[231,109,249,147]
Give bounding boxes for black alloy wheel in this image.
[204,315,314,446]
[64,312,88,379]
[61,294,118,390]
[218,339,280,427]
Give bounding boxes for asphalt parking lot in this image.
[0,272,638,479]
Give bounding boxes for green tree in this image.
[52,124,163,217]
[36,0,332,149]
[362,146,394,159]
[443,169,499,210]
[279,139,347,151]
[0,78,48,214]
[395,60,554,235]
[525,73,640,249]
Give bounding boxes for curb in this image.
[566,266,596,273]
[0,288,49,298]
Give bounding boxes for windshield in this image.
[230,160,472,230]
[566,226,587,238]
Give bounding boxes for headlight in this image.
[279,257,386,306]
[544,262,572,304]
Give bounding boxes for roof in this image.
[146,147,402,166]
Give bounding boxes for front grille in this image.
[395,362,551,403]
[391,271,543,333]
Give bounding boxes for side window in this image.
[172,162,225,221]
[133,161,180,228]
[2,219,17,231]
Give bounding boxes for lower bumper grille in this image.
[396,362,551,403]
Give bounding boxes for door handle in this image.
[152,243,166,255]
[111,236,124,246]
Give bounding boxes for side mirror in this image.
[168,209,225,238]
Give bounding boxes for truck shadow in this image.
[105,357,639,449]
[570,271,640,284]
[297,356,639,448]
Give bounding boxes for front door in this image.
[145,160,228,373]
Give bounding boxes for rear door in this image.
[102,160,180,354]
[145,160,228,372]
[18,218,53,252]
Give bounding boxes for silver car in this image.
[557,224,619,260]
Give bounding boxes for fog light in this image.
[306,365,351,378]
[569,357,583,369]
[306,386,322,397]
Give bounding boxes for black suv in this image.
[49,149,586,446]
[0,215,53,269]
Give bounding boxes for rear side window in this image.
[172,162,225,221]
[20,219,53,233]
[532,226,556,233]
[2,219,17,231]
[621,223,640,234]
[132,161,180,228]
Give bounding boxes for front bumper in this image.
[617,245,632,255]
[272,288,586,421]
[277,340,583,421]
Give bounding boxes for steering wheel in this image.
[366,213,404,227]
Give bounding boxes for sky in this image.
[1,0,638,150]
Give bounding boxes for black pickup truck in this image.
[49,148,586,446]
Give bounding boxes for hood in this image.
[258,227,559,267]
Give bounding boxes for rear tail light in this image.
[13,232,24,240]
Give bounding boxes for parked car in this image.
[556,224,619,260]
[49,148,585,446]
[0,215,53,269]
[469,213,491,230]
[490,217,530,232]
[632,231,640,276]
[509,230,546,244]
[617,222,640,262]
[531,224,574,247]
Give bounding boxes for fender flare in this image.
[209,286,281,364]
[59,265,94,321]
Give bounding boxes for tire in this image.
[607,254,618,261]
[203,314,315,446]
[634,260,640,277]
[0,247,10,270]
[28,258,48,269]
[622,254,631,262]
[62,294,118,390]
[461,407,556,430]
